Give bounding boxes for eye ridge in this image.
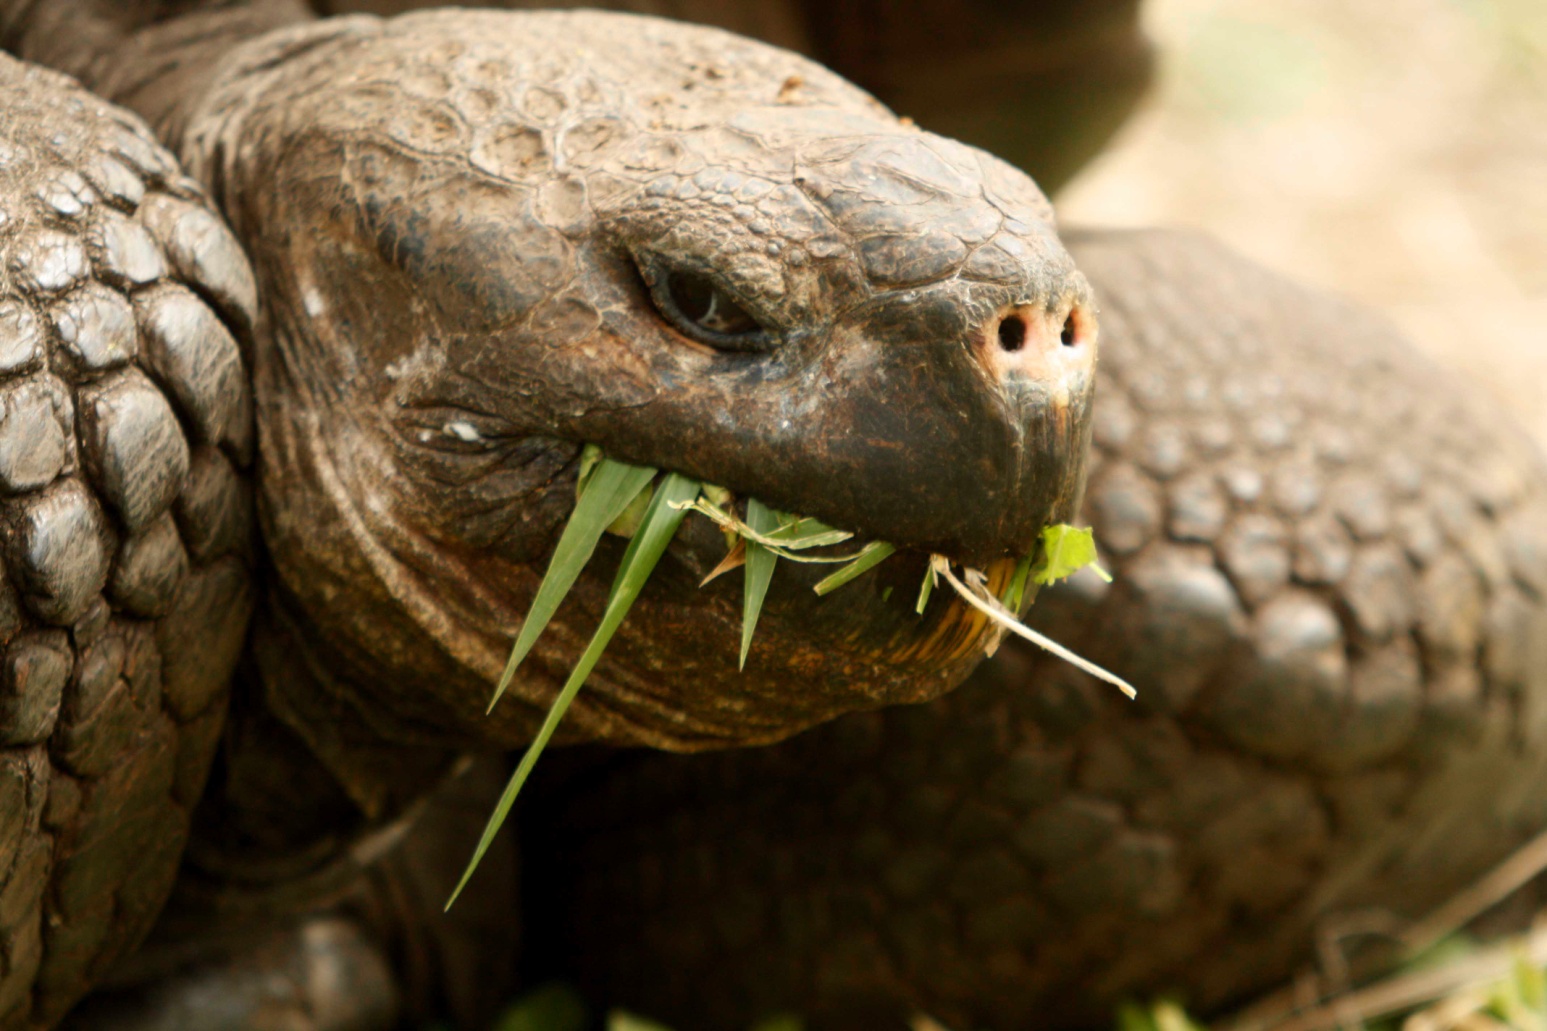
[639,257,777,353]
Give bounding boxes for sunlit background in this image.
[1058,0,1547,448]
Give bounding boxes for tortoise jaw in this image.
[534,497,1027,748]
[472,449,1049,746]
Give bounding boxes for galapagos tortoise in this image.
[0,2,1542,1029]
[0,1,1092,1025]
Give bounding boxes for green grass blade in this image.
[1001,554,1034,613]
[605,473,700,600]
[1115,1003,1158,1031]
[915,563,936,615]
[606,481,655,538]
[812,541,896,596]
[487,457,657,713]
[762,516,852,549]
[678,498,853,551]
[740,498,781,670]
[450,473,700,908]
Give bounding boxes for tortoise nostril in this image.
[1061,314,1077,347]
[998,315,1027,353]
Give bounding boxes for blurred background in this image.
[1057,0,1547,448]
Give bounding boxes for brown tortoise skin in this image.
[535,230,1547,1030]
[311,0,1153,197]
[0,54,255,1028]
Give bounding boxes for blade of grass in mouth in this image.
[915,561,937,615]
[739,498,781,670]
[1001,554,1034,614]
[812,541,897,596]
[450,471,702,907]
[486,457,657,713]
[678,497,854,555]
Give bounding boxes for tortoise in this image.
[1,3,1096,1025]
[0,2,1542,1030]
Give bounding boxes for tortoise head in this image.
[186,10,1097,750]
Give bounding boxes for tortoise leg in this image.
[62,917,400,1031]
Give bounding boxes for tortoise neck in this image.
[0,0,315,139]
[247,588,469,825]
[148,591,466,942]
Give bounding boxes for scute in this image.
[0,54,255,1029]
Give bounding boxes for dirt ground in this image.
[1057,0,1547,449]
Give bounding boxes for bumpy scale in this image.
[0,55,256,1029]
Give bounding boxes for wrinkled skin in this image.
[535,231,1547,1029]
[313,0,1153,196]
[0,4,1096,1025]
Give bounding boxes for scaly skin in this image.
[0,5,1096,1024]
[0,54,255,1029]
[537,230,1547,1030]
[311,0,1153,196]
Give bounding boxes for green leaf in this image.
[449,473,700,908]
[915,562,936,615]
[492,983,588,1031]
[487,457,657,713]
[812,541,896,596]
[1033,524,1112,586]
[740,498,781,670]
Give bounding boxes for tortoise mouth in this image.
[499,445,1043,730]
[663,499,1025,670]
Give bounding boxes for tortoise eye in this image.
[666,270,761,336]
[641,261,774,353]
